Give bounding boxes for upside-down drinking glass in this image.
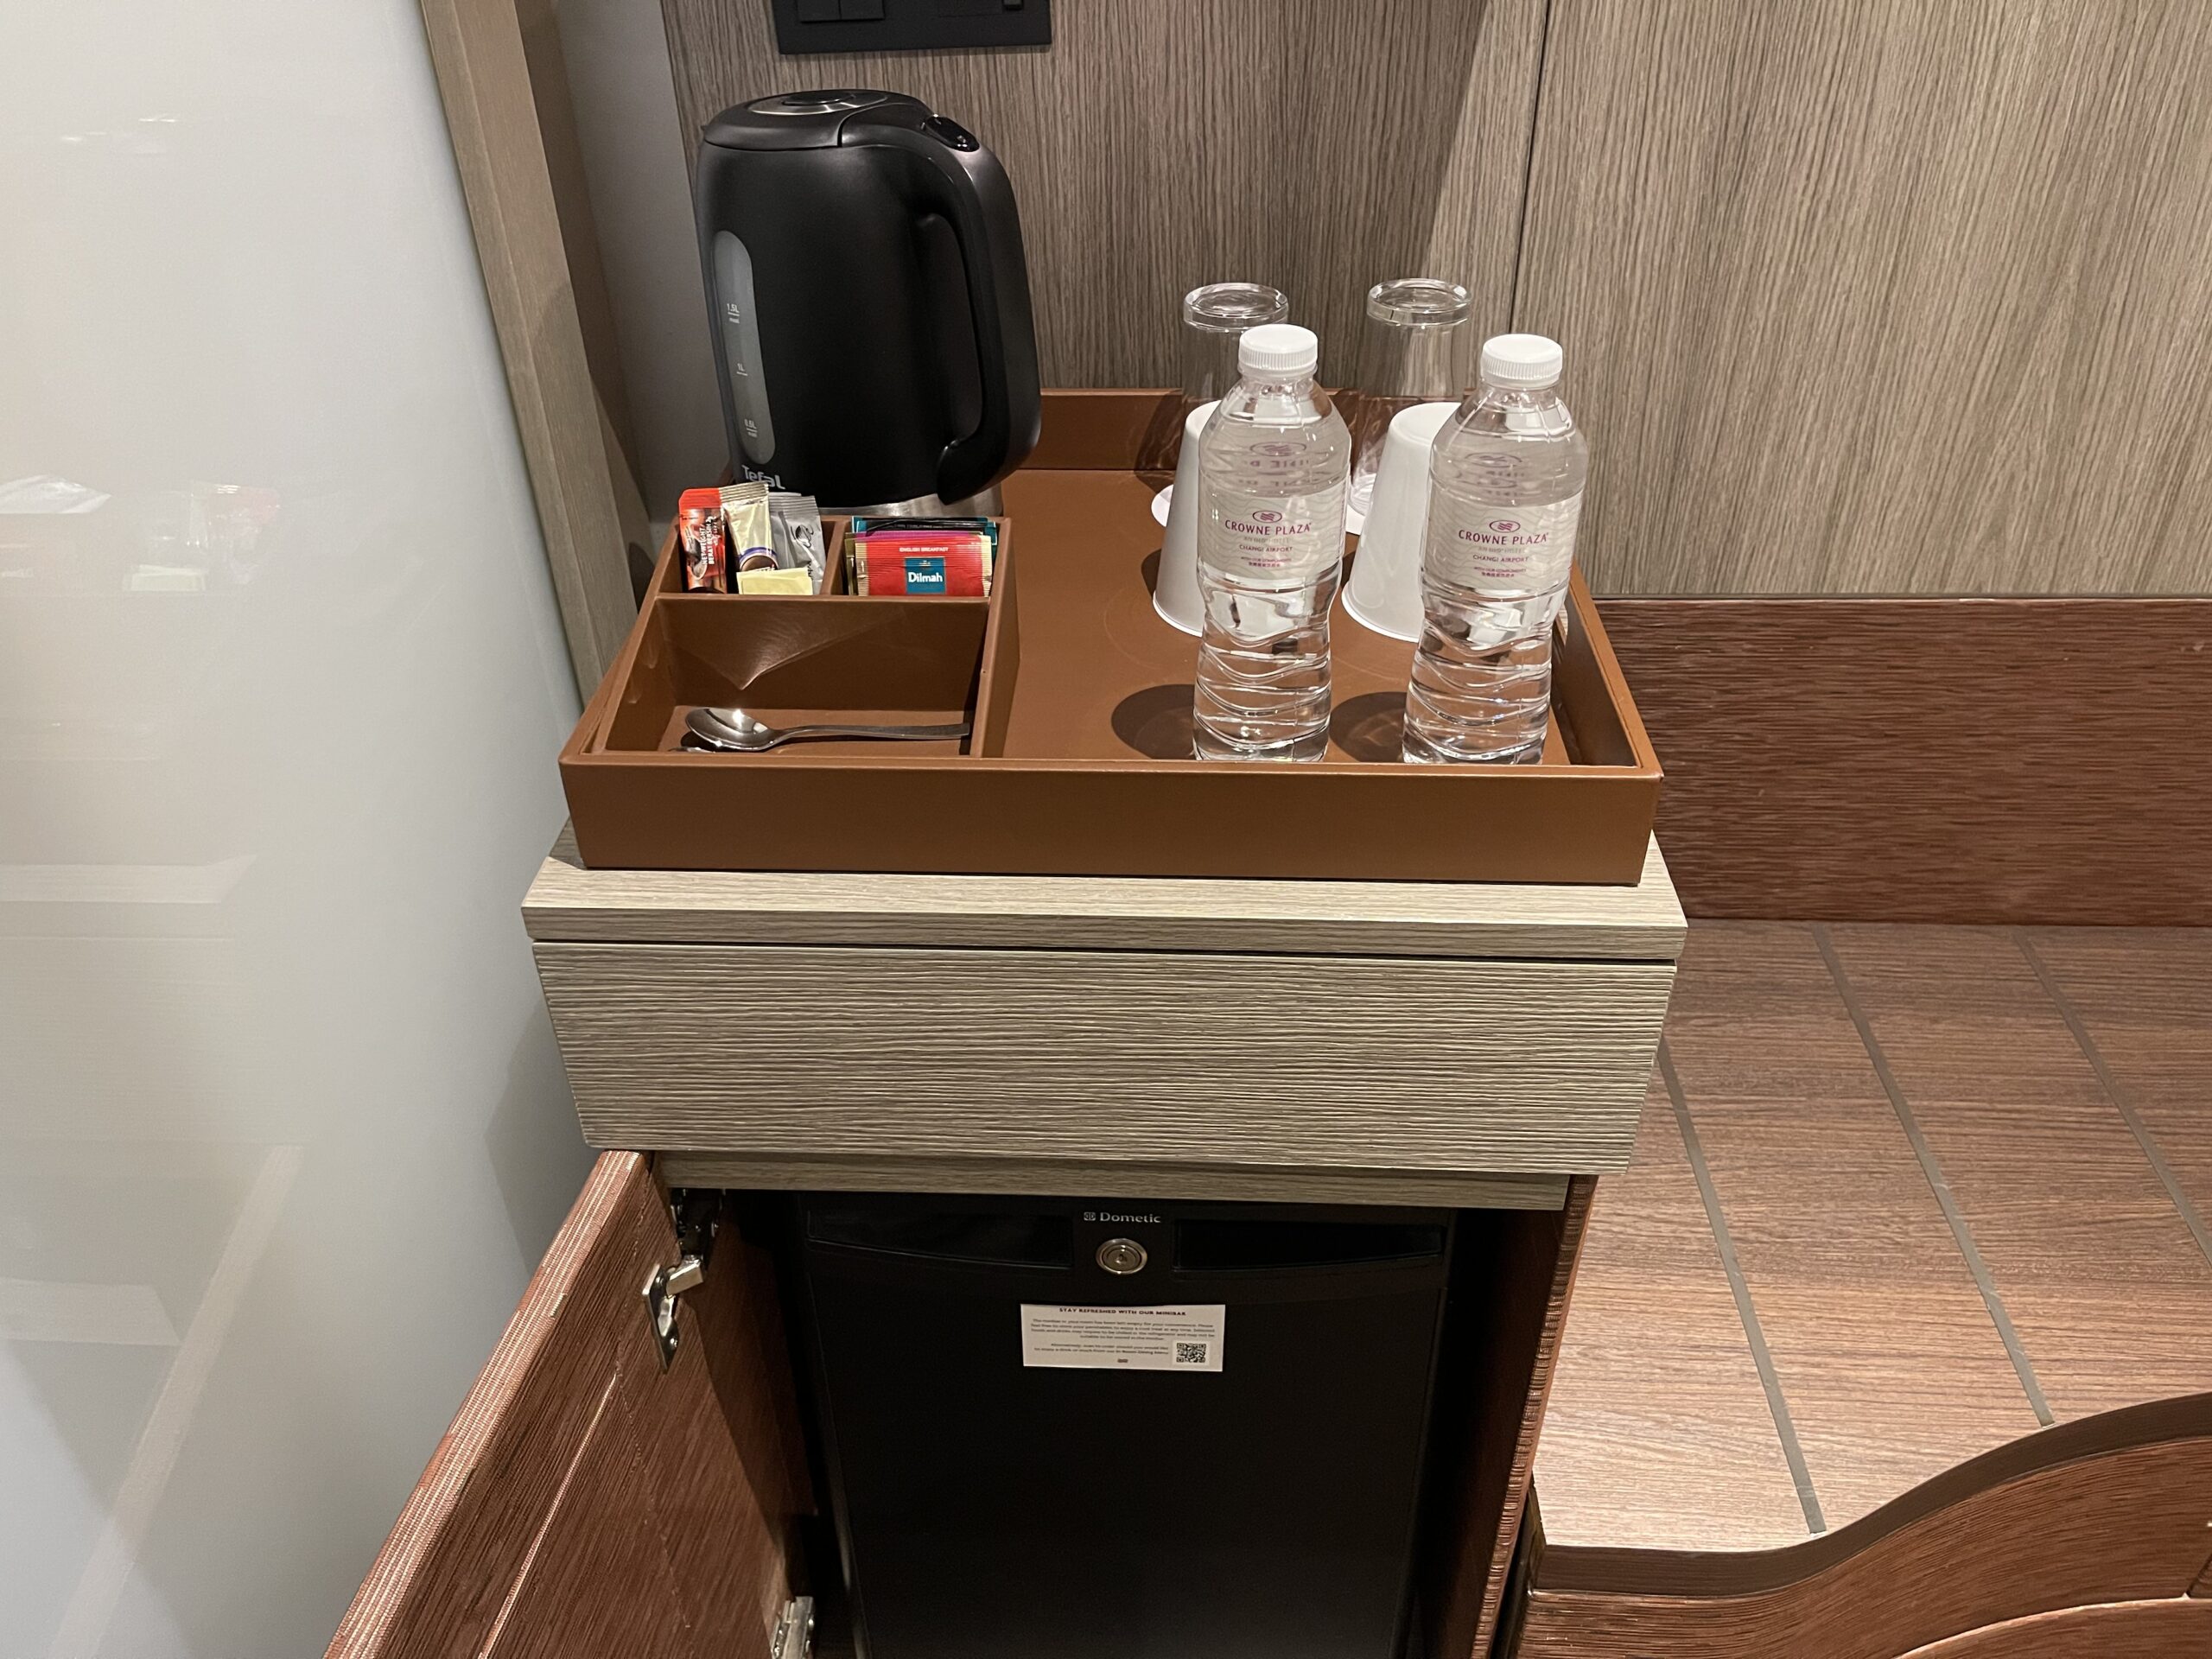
[1141,282,1292,478]
[1345,278,1471,517]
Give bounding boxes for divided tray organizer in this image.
[560,391,1662,882]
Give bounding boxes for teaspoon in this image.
[683,706,970,753]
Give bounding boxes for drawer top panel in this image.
[524,830,1685,962]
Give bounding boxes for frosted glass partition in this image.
[0,1,592,1653]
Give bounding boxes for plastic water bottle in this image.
[1402,334,1587,765]
[1192,324,1351,762]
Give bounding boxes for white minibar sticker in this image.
[1019,1304,1225,1373]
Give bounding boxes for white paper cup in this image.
[1344,400,1457,642]
[1154,400,1217,636]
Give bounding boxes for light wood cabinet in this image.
[327,834,1686,1657]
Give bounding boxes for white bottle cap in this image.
[1480,333,1565,389]
[1238,323,1319,378]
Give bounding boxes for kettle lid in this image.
[702,90,925,152]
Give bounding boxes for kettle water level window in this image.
[712,231,776,466]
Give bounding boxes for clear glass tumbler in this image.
[1141,283,1291,473]
[1182,283,1291,404]
[1345,278,1471,517]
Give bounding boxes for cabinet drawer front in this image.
[536,943,1675,1174]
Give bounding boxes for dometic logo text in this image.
[1084,1211,1162,1224]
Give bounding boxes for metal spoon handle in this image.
[766,721,970,745]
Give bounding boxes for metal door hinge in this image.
[670,1186,719,1261]
[643,1188,721,1369]
[643,1254,706,1369]
[772,1597,815,1659]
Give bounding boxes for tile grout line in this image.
[2013,928,2212,1276]
[1660,1041,1827,1535]
[1811,925,2056,1427]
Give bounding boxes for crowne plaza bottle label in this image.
[1426,492,1581,594]
[1200,483,1347,584]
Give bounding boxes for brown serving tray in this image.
[560,391,1662,882]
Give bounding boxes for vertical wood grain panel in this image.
[1424,1179,1596,1659]
[480,1375,701,1659]
[417,0,646,692]
[328,1154,662,1658]
[1416,0,1548,348]
[623,1265,796,1654]
[658,0,1547,385]
[515,0,644,486]
[1516,1,2212,595]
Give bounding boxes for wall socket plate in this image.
[772,0,1050,55]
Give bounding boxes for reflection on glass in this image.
[0,2,592,1654]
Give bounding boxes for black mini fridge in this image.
[791,1192,1456,1659]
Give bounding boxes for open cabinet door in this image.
[328,1154,810,1659]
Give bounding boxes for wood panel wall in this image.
[1600,598,2212,925]
[657,0,1545,388]
[1513,0,2212,597]
[650,0,2212,599]
[421,0,652,694]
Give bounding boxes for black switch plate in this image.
[770,0,1049,54]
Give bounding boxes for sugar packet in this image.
[718,481,776,573]
[768,490,827,593]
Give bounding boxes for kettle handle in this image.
[863,119,1040,505]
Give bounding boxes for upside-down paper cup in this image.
[1154,400,1218,636]
[1344,400,1457,642]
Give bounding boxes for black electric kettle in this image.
[693,90,1041,512]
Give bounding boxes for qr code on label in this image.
[1173,1342,1210,1366]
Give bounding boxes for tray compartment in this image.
[596,594,991,760]
[988,467,1569,766]
[650,515,850,597]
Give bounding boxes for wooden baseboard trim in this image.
[1599,598,2212,925]
[1520,1395,2212,1659]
